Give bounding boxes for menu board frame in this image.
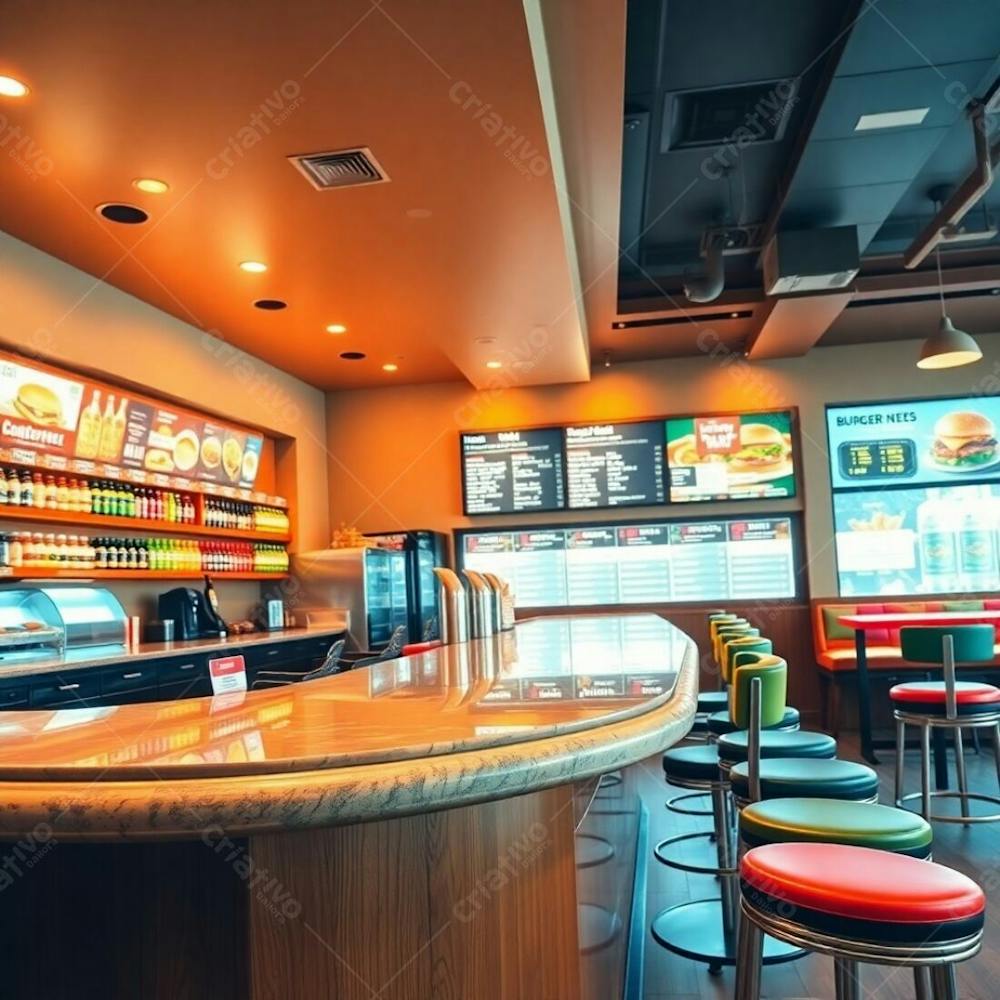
[664,407,800,504]
[0,348,285,506]
[453,511,804,608]
[460,407,801,517]
[459,427,567,517]
[826,392,1000,598]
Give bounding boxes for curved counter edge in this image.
[0,632,698,841]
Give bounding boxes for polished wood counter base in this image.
[2,783,597,1000]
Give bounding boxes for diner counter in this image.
[0,612,697,840]
[0,623,346,679]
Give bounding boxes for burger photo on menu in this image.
[0,357,85,454]
[929,410,999,472]
[665,411,795,502]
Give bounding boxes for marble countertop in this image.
[0,625,345,679]
[0,613,698,839]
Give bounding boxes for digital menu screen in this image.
[666,410,796,502]
[461,428,566,515]
[564,420,665,509]
[459,515,797,607]
[826,396,1000,491]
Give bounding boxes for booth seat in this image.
[811,597,1000,733]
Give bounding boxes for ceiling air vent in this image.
[288,147,390,191]
[662,79,797,152]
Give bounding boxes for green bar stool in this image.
[653,655,804,974]
[735,844,985,1000]
[892,625,1000,824]
[708,637,800,736]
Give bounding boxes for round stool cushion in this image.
[706,706,800,736]
[697,690,729,713]
[729,758,878,802]
[739,799,932,857]
[662,744,720,783]
[890,681,1000,716]
[741,843,985,945]
[717,729,837,766]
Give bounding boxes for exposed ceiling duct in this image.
[903,96,1000,269]
[682,234,726,302]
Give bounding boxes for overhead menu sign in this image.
[461,428,566,515]
[565,420,665,509]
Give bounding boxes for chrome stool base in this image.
[665,790,713,817]
[654,831,732,876]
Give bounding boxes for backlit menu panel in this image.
[461,428,565,515]
[565,421,665,509]
[460,515,796,607]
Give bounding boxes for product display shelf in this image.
[0,505,291,543]
[0,567,289,581]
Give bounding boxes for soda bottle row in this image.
[203,499,289,534]
[0,531,289,574]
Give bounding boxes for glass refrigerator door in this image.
[389,552,410,641]
[364,549,393,648]
[415,548,439,640]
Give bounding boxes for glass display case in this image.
[0,585,127,664]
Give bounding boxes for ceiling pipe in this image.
[683,235,725,302]
[903,99,1000,269]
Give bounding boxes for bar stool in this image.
[891,625,1000,824]
[735,843,985,1000]
[653,656,810,972]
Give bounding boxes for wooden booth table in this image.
[0,612,697,1000]
[839,610,1000,776]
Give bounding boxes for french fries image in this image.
[847,511,905,531]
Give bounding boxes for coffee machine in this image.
[158,586,227,640]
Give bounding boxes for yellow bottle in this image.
[75,389,103,459]
[97,394,118,462]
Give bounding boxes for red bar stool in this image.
[891,625,1000,823]
[735,843,985,1000]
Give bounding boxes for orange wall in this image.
[325,335,1000,597]
[0,231,329,620]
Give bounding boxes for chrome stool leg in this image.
[920,722,933,820]
[834,956,861,1000]
[913,966,932,1000]
[894,716,906,807]
[930,963,959,1000]
[954,726,971,823]
[733,911,763,1000]
[994,723,1000,792]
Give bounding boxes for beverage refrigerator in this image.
[364,531,449,641]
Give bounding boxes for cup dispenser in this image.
[461,569,494,638]
[433,567,468,645]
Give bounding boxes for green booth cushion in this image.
[739,798,932,858]
[729,757,878,802]
[717,729,837,765]
[706,706,800,736]
[661,744,720,783]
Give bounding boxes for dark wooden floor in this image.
[639,732,1000,999]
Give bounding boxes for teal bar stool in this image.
[891,625,1000,824]
[654,655,805,973]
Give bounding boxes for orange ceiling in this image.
[0,0,593,389]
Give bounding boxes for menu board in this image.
[461,428,565,515]
[827,396,1000,491]
[0,349,273,501]
[666,411,796,502]
[565,420,665,509]
[459,515,797,607]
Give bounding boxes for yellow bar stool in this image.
[892,625,1000,824]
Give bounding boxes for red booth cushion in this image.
[740,843,985,924]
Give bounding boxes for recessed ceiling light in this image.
[239,260,268,273]
[474,336,497,345]
[253,298,287,310]
[486,360,503,369]
[855,108,929,131]
[382,362,398,372]
[132,177,169,195]
[730,312,739,319]
[406,208,432,219]
[340,351,366,361]
[96,202,149,225]
[0,76,28,99]
[326,323,347,334]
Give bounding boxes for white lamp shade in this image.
[917,315,983,369]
